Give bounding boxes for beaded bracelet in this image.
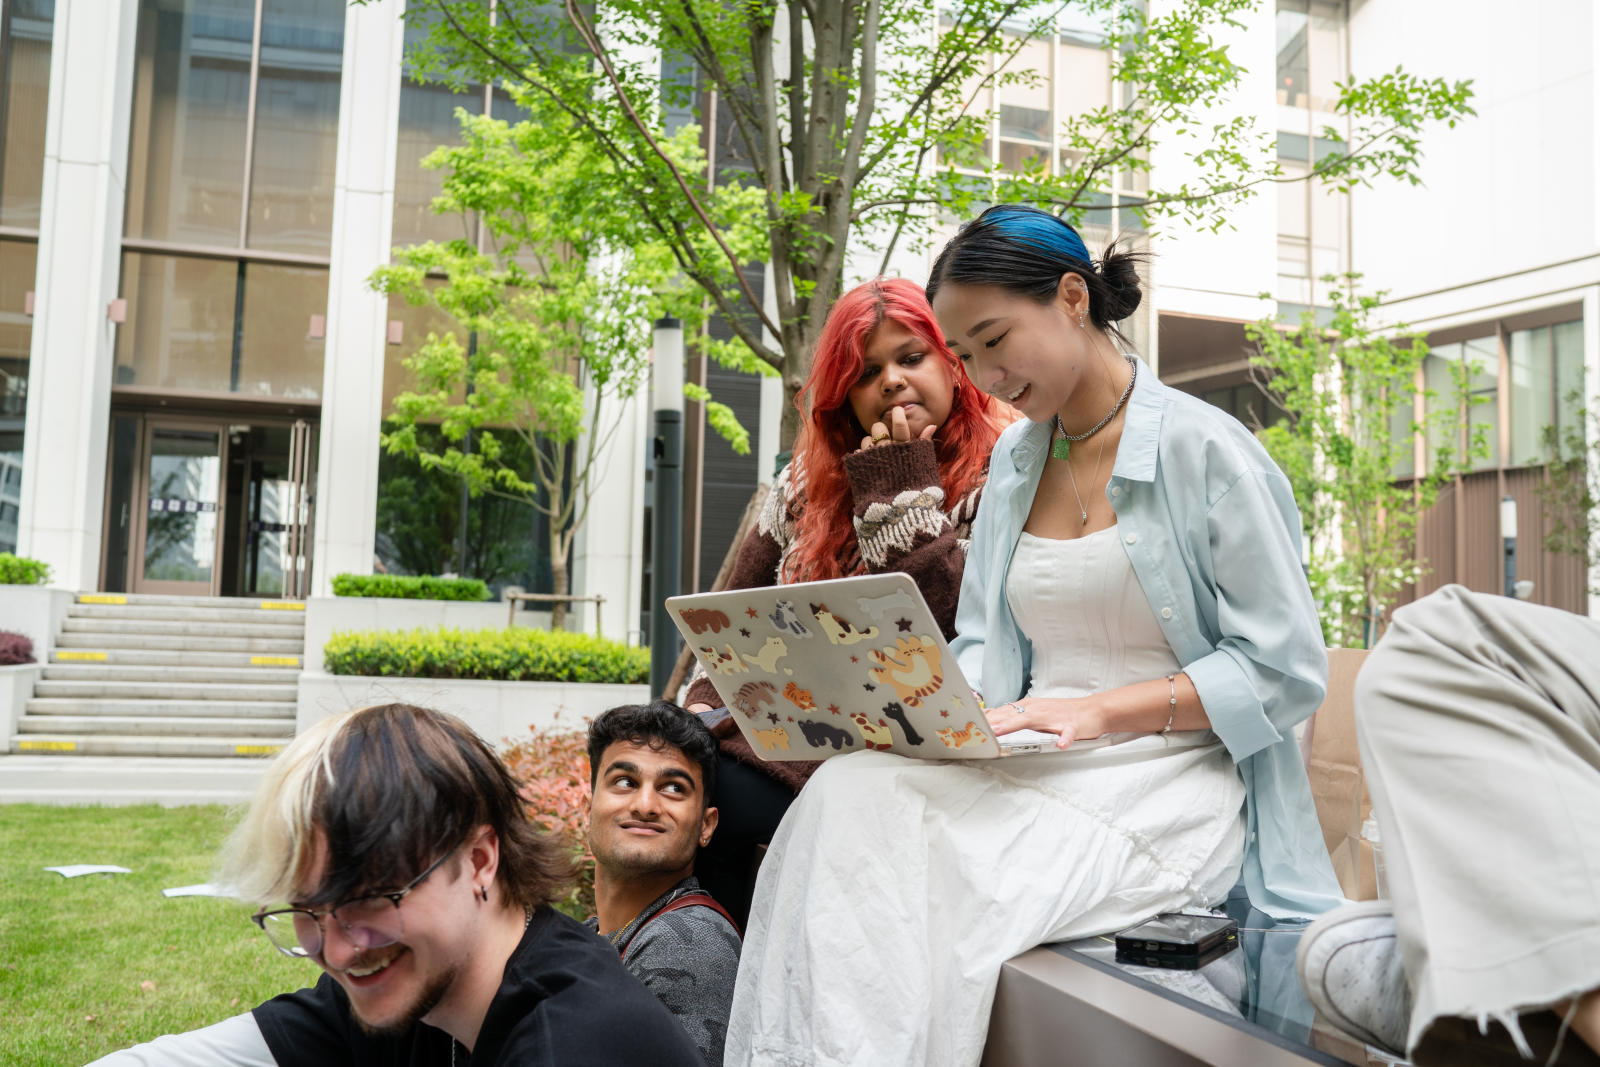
[1162,674,1177,734]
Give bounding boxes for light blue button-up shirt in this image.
[951,358,1346,920]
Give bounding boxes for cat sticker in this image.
[770,600,812,638]
[811,604,879,645]
[782,681,819,714]
[741,636,789,673]
[732,680,778,719]
[752,725,791,753]
[867,635,945,707]
[679,608,731,634]
[798,719,855,751]
[855,588,918,620]
[881,701,925,746]
[936,720,987,750]
[849,713,895,751]
[701,644,749,677]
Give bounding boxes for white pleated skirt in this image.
[725,736,1247,1067]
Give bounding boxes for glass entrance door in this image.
[133,424,227,596]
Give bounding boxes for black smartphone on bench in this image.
[1114,913,1239,970]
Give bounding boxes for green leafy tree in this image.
[1247,275,1488,646]
[370,102,757,626]
[390,0,1473,444]
[1536,394,1599,597]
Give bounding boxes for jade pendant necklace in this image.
[1051,355,1137,462]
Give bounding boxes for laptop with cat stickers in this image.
[667,572,1110,762]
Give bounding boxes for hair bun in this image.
[1097,241,1145,322]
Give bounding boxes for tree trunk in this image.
[549,528,570,631]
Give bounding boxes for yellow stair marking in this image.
[260,601,305,611]
[55,651,108,661]
[17,740,77,752]
[235,744,284,756]
[79,595,127,605]
[250,655,300,666]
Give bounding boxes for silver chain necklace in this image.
[1051,355,1137,461]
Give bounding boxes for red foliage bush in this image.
[0,630,34,666]
[501,720,594,918]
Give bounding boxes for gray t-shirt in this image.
[586,877,741,1066]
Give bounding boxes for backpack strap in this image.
[616,892,742,955]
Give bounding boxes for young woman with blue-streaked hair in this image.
[725,205,1345,1066]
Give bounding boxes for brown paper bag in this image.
[1303,648,1378,901]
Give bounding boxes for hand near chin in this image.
[858,406,938,452]
[984,697,1107,751]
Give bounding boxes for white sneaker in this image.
[1296,900,1412,1055]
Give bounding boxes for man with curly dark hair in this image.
[585,702,742,1066]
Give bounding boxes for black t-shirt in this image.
[252,906,706,1066]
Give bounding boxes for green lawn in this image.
[0,804,318,1066]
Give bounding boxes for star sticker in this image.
[827,704,840,715]
[739,627,751,638]
[940,709,950,718]
[896,617,913,632]
[745,607,759,619]
[767,712,780,724]
[863,683,876,692]
[849,655,858,664]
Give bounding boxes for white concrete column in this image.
[309,0,406,596]
[15,0,139,591]
[570,386,649,644]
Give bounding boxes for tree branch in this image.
[561,0,780,340]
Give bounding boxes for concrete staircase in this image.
[9,593,304,759]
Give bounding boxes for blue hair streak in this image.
[986,206,1093,269]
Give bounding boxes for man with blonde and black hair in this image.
[89,703,704,1067]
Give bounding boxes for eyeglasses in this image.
[250,847,457,959]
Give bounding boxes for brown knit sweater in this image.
[685,437,986,792]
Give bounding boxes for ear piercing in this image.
[1078,312,1086,330]
[476,885,489,902]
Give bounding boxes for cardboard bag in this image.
[1303,648,1378,901]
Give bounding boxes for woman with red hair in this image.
[684,277,1007,920]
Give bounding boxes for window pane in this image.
[115,251,238,392]
[1277,160,1309,238]
[1554,320,1586,459]
[1508,325,1552,467]
[998,36,1052,115]
[125,0,254,246]
[1423,345,1458,473]
[1389,383,1416,479]
[1057,39,1109,119]
[0,239,34,554]
[384,289,465,415]
[998,104,1050,144]
[1308,0,1345,112]
[0,0,55,228]
[1276,2,1309,108]
[1463,335,1499,470]
[246,0,345,255]
[237,263,326,398]
[999,139,1049,173]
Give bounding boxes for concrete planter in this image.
[0,585,75,662]
[303,596,554,673]
[0,663,42,748]
[297,672,647,746]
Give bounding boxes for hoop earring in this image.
[476,885,489,903]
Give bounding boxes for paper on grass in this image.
[44,864,131,878]
[162,883,227,898]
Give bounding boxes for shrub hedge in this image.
[324,626,648,684]
[0,553,51,586]
[330,573,491,602]
[0,630,34,666]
